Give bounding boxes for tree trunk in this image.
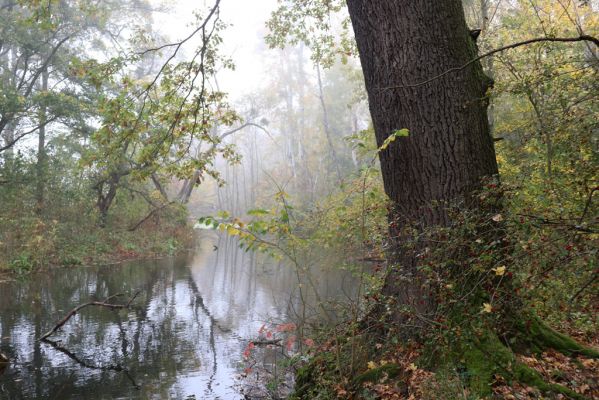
[316,63,342,183]
[346,0,498,318]
[96,175,120,228]
[36,67,49,214]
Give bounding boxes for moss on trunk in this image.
[458,330,592,400]
[515,316,599,358]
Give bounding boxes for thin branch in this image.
[135,0,221,97]
[379,35,599,91]
[570,273,598,302]
[127,202,174,232]
[0,115,60,152]
[136,0,221,57]
[517,213,598,233]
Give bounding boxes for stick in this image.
[40,291,140,341]
[251,339,282,347]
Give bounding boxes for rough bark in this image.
[346,0,498,318]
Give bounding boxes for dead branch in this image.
[251,339,282,347]
[40,291,140,341]
[517,213,598,233]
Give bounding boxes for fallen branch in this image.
[251,339,282,347]
[40,291,140,341]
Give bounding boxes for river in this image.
[0,232,362,399]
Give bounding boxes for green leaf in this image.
[247,208,270,216]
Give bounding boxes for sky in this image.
[152,0,279,97]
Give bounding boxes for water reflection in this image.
[0,232,361,399]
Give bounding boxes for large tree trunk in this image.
[346,0,498,319]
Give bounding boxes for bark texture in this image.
[346,0,499,318]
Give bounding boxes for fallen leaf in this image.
[493,266,506,276]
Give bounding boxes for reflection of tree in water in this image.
[41,338,140,389]
[0,234,363,399]
[0,256,212,399]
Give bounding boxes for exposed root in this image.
[516,316,599,358]
[461,331,592,400]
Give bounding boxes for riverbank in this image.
[0,205,195,277]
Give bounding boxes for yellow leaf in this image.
[491,214,503,222]
[226,226,240,236]
[367,361,377,370]
[482,303,493,313]
[493,266,506,276]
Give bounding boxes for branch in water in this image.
[39,291,140,341]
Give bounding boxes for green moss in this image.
[512,363,588,400]
[447,331,591,399]
[522,317,599,358]
[460,332,513,395]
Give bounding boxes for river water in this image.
[0,232,361,399]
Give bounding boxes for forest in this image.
[0,0,597,399]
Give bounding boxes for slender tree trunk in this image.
[481,0,495,134]
[36,68,49,214]
[346,0,498,318]
[316,63,342,183]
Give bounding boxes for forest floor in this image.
[328,313,599,400]
[358,335,598,400]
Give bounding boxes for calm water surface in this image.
[0,232,360,399]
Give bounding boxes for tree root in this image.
[461,329,593,400]
[516,316,599,358]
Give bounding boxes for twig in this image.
[570,273,598,302]
[379,35,599,91]
[517,213,598,233]
[40,291,140,341]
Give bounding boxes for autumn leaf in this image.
[493,266,506,276]
[482,303,493,313]
[491,214,504,222]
